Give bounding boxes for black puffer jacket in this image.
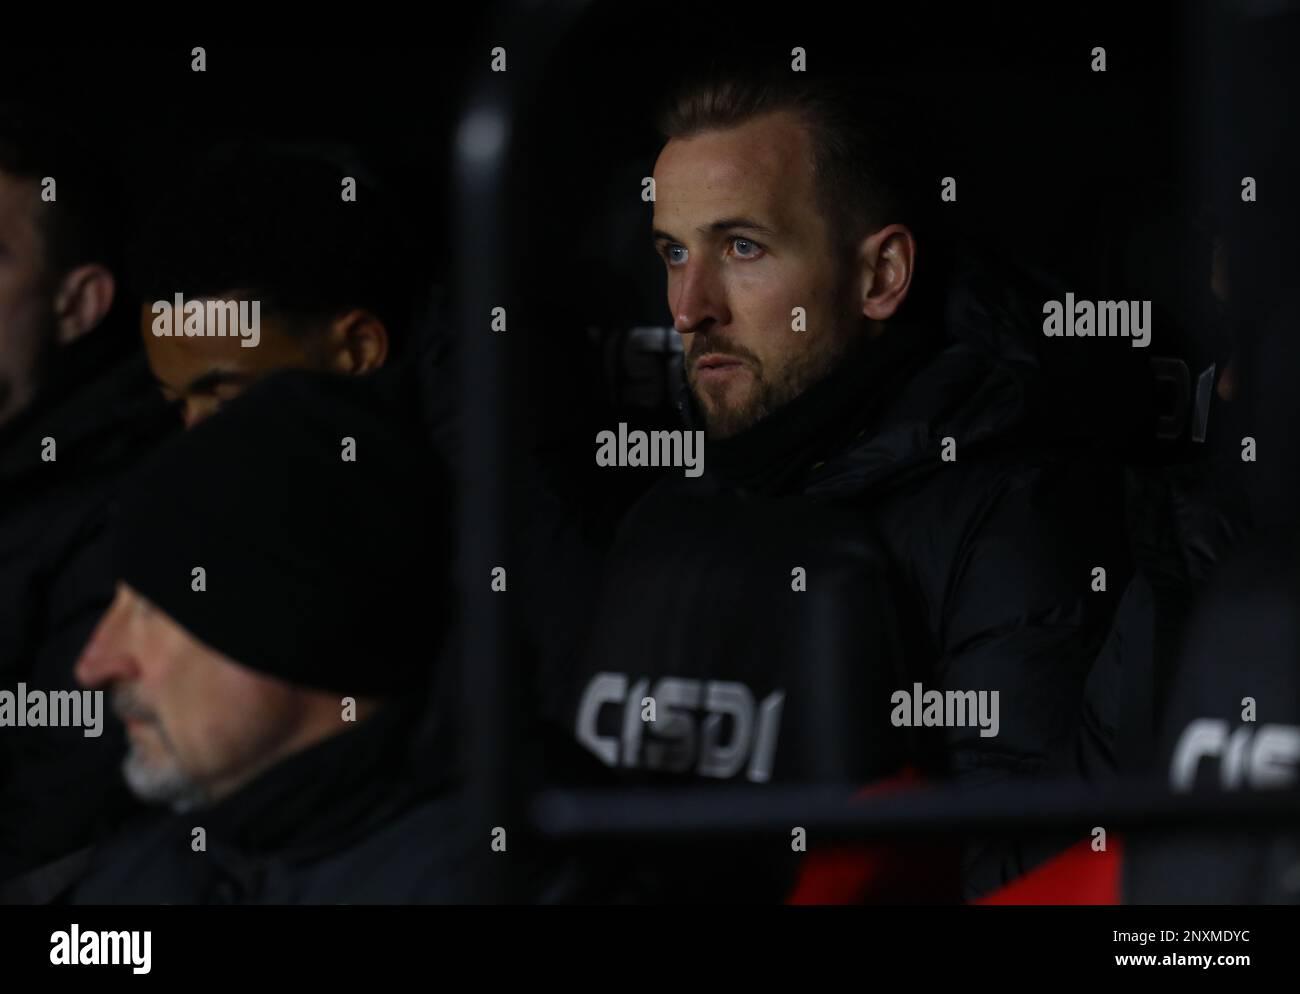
[1122,530,1300,903]
[65,704,499,905]
[553,262,1132,896]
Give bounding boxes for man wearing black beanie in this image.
[61,366,481,904]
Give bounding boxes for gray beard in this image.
[122,746,211,813]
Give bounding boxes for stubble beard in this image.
[687,330,854,441]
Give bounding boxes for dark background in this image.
[0,0,1291,518]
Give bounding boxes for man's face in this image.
[141,300,324,427]
[0,171,55,426]
[652,110,861,439]
[74,584,313,810]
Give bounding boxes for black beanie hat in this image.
[113,364,452,696]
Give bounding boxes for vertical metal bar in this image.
[454,1,592,903]
[456,81,514,903]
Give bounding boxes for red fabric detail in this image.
[786,767,963,904]
[974,836,1123,905]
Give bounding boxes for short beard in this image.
[687,331,855,441]
[121,748,210,813]
[113,686,210,813]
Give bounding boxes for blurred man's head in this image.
[137,147,413,427]
[0,111,119,427]
[652,75,925,439]
[72,368,449,812]
[74,583,377,811]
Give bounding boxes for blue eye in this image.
[665,245,687,265]
[732,238,763,259]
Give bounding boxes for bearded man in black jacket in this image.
[554,72,1132,898]
[63,368,490,904]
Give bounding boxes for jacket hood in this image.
[808,261,1046,498]
[690,257,1060,499]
